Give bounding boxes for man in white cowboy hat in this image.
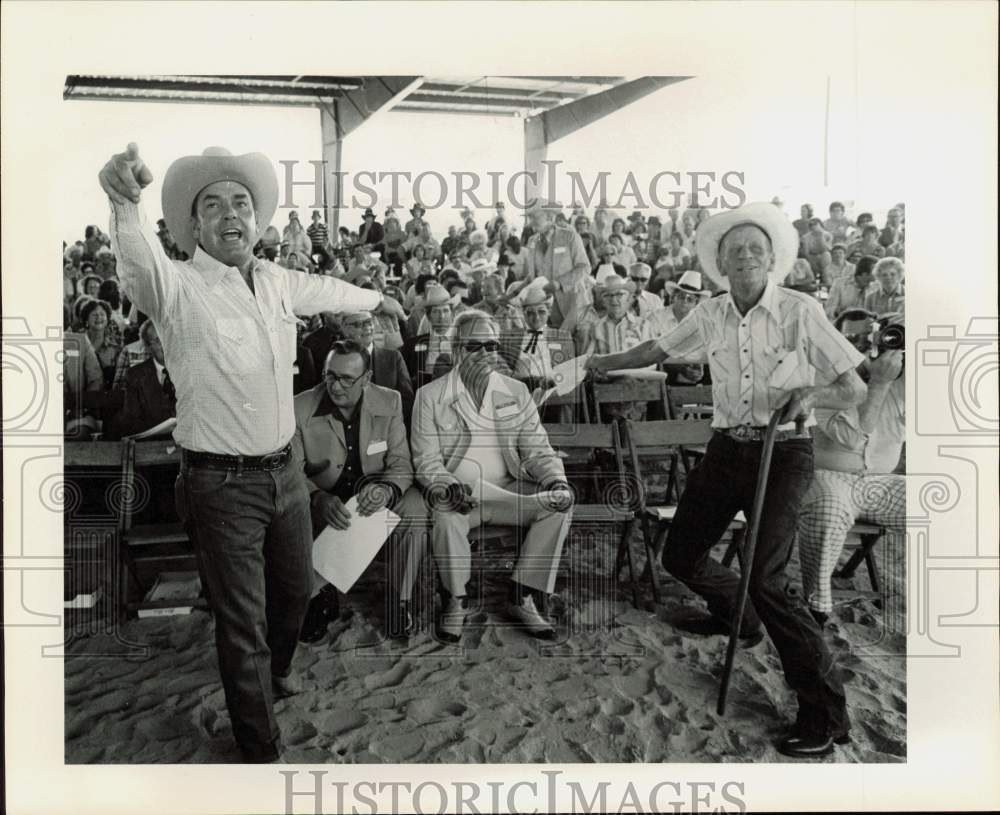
[586,202,867,758]
[648,270,711,385]
[411,310,574,643]
[524,198,591,334]
[401,283,457,390]
[99,142,407,764]
[501,285,575,393]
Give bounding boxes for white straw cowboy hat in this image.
[695,201,799,290]
[519,285,554,308]
[423,284,454,309]
[664,270,712,298]
[599,275,635,297]
[162,147,279,257]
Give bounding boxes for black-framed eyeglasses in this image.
[630,277,650,284]
[324,370,368,388]
[462,339,501,354]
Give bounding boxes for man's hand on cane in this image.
[778,387,815,432]
[99,142,153,204]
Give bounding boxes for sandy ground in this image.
[65,528,906,764]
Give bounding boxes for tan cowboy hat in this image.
[423,284,453,309]
[664,270,711,298]
[695,201,798,290]
[520,285,553,308]
[600,275,636,297]
[162,147,279,257]
[468,257,497,275]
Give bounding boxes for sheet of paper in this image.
[606,368,668,381]
[312,496,401,593]
[127,416,177,440]
[477,480,564,512]
[549,354,590,396]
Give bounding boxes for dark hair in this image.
[97,279,121,310]
[855,255,879,278]
[856,212,873,225]
[611,263,628,278]
[439,269,460,286]
[327,339,371,374]
[445,279,467,295]
[829,201,845,212]
[833,307,876,331]
[80,299,112,327]
[414,273,437,296]
[506,235,522,254]
[862,224,879,238]
[85,225,95,239]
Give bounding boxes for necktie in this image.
[523,330,543,354]
[162,368,176,406]
[537,234,549,256]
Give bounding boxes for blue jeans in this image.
[662,433,849,736]
[177,459,313,762]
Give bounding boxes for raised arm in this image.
[99,143,179,322]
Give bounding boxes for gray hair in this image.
[873,256,904,277]
[447,309,498,354]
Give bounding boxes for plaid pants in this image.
[797,469,906,613]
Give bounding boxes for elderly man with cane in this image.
[99,143,407,763]
[586,203,867,757]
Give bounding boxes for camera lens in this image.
[880,324,905,350]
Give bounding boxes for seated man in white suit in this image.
[411,310,575,643]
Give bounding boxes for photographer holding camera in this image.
[797,309,906,626]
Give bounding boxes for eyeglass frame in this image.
[461,339,501,354]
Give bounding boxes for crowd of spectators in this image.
[61,197,904,440]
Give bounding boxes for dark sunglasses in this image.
[462,339,501,354]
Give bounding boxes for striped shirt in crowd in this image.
[307,221,329,250]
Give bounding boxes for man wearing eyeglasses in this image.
[293,340,428,644]
[340,309,414,423]
[628,262,665,319]
[647,271,710,385]
[411,311,574,643]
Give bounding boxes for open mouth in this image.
[220,228,243,242]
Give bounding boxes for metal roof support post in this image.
[320,103,343,235]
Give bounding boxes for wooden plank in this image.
[627,419,714,447]
[133,440,182,467]
[64,441,124,468]
[542,423,616,449]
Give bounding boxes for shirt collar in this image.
[153,358,166,381]
[314,388,364,421]
[724,279,779,319]
[191,246,274,288]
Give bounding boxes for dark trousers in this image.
[662,433,849,735]
[177,460,313,762]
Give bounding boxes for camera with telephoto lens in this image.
[869,320,905,358]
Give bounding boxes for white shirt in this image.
[153,358,167,387]
[656,281,864,429]
[110,200,380,455]
[424,330,450,372]
[514,330,555,381]
[450,373,512,492]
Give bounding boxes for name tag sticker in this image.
[496,403,520,418]
[366,440,388,455]
[65,348,80,358]
[549,342,562,351]
[415,344,428,352]
[554,247,567,255]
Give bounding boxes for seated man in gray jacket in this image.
[293,340,427,642]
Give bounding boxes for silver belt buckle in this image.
[260,451,285,469]
[731,425,752,442]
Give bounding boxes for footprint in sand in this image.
[600,697,634,716]
[317,709,367,737]
[406,697,468,725]
[363,660,412,691]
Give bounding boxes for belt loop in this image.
[236,455,243,477]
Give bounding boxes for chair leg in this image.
[639,513,660,604]
[722,527,743,570]
[616,518,639,608]
[863,535,883,594]
[836,544,868,579]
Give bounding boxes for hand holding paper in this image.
[549,354,590,396]
[312,495,401,593]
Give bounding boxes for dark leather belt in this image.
[181,444,292,472]
[718,425,811,444]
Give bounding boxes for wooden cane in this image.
[716,409,784,716]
